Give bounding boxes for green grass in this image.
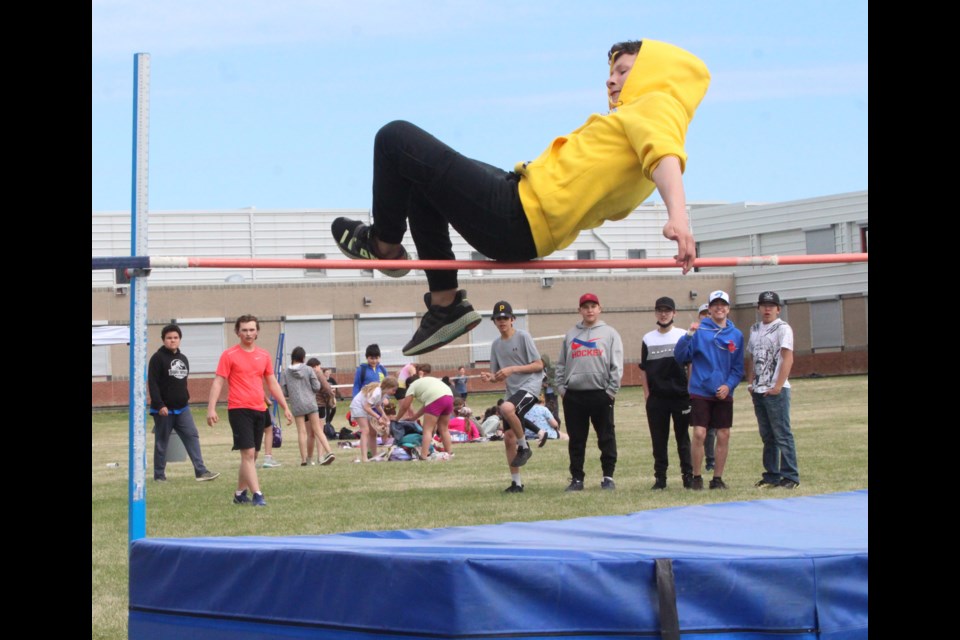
[92,375,867,640]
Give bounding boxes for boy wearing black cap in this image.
[747,291,799,489]
[556,293,624,491]
[479,301,544,493]
[674,290,744,490]
[639,297,693,490]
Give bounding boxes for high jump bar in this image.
[93,253,867,272]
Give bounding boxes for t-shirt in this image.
[215,345,274,410]
[406,376,454,406]
[489,329,542,398]
[747,319,794,393]
[523,404,558,438]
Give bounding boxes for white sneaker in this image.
[262,457,281,468]
[427,451,450,461]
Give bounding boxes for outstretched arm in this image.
[653,155,695,274]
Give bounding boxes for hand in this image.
[480,371,492,382]
[158,406,169,417]
[283,408,294,425]
[663,220,696,274]
[765,386,782,396]
[206,410,219,427]
[715,384,730,400]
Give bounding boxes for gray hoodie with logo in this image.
[281,363,321,417]
[556,320,624,397]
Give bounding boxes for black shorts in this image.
[229,408,268,451]
[505,390,539,421]
[690,395,734,430]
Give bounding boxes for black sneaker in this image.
[681,473,693,489]
[691,476,704,491]
[651,478,667,490]
[504,481,524,493]
[510,444,533,468]
[251,492,268,506]
[755,478,780,489]
[705,462,715,471]
[778,478,800,490]
[233,490,251,505]
[331,217,410,277]
[600,478,616,490]
[565,478,584,492]
[709,477,728,490]
[402,290,482,356]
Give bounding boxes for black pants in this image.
[371,120,538,291]
[645,395,693,479]
[563,389,617,481]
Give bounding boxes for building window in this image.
[576,250,596,260]
[305,253,326,276]
[357,316,417,368]
[810,300,842,350]
[627,249,647,259]
[470,251,490,261]
[805,226,836,255]
[174,320,226,373]
[860,226,868,253]
[281,318,334,368]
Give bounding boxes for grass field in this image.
[92,375,867,639]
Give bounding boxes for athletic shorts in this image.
[505,390,539,421]
[423,395,454,417]
[690,395,734,430]
[229,408,268,451]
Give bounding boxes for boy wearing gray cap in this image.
[747,291,800,489]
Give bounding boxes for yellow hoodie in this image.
[515,40,710,257]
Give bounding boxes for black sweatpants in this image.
[645,394,693,479]
[563,389,617,481]
[371,120,538,291]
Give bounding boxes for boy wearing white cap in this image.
[674,290,744,490]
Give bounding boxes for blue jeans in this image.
[751,389,799,483]
[152,407,210,479]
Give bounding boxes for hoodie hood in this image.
[286,362,309,379]
[609,39,710,117]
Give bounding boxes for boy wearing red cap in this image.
[556,294,624,491]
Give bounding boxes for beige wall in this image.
[92,273,868,407]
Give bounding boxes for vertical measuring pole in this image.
[129,53,150,543]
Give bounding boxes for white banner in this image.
[93,325,129,346]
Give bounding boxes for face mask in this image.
[656,319,674,328]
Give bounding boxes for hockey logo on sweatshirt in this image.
[571,338,604,358]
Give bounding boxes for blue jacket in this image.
[674,317,744,398]
[352,363,388,397]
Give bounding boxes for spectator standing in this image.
[352,344,388,398]
[206,315,293,507]
[282,348,335,467]
[148,324,220,483]
[638,297,693,490]
[453,366,469,400]
[674,291,744,491]
[747,291,800,490]
[479,301,544,493]
[556,293,624,492]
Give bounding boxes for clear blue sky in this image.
[91,1,867,212]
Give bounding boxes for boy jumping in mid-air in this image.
[331,39,710,356]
